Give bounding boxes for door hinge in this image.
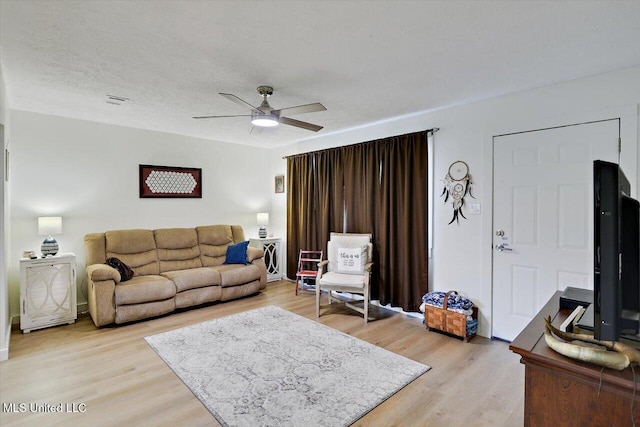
[618,137,622,153]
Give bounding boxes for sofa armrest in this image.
[87,263,121,284]
[86,263,118,327]
[247,246,264,263]
[86,276,116,327]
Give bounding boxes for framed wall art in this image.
[139,164,202,198]
[275,175,285,193]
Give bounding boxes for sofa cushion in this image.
[197,225,235,267]
[115,275,176,305]
[215,264,262,288]
[106,229,156,253]
[230,225,246,244]
[155,228,202,273]
[175,286,222,309]
[161,267,221,292]
[106,229,160,276]
[115,299,175,324]
[85,233,107,265]
[224,241,249,265]
[221,280,261,301]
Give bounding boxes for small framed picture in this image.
[275,175,285,193]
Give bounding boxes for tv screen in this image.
[593,160,640,342]
[621,194,640,334]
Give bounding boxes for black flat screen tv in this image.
[593,160,640,342]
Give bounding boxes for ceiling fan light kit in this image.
[251,111,279,127]
[194,85,326,132]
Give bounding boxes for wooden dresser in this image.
[509,291,640,426]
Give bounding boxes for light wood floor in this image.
[0,280,525,426]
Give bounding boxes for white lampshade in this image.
[38,216,62,236]
[257,213,269,226]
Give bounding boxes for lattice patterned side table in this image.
[20,252,77,333]
[249,238,282,282]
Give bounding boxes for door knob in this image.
[495,243,513,252]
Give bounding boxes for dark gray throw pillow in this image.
[106,257,134,282]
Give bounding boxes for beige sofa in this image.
[84,225,267,327]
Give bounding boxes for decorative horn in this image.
[543,316,640,371]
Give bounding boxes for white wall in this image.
[3,67,639,342]
[7,111,272,320]
[271,66,640,338]
[0,63,9,361]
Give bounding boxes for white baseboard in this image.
[332,291,423,319]
[0,316,14,362]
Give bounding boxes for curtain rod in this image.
[282,127,439,160]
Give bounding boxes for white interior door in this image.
[492,120,619,341]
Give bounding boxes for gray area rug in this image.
[145,305,430,427]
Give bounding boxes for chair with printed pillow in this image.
[316,232,373,323]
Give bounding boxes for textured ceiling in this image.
[1,0,639,148]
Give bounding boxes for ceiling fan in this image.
[193,86,326,132]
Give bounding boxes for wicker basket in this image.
[425,290,477,342]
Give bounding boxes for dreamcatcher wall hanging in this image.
[442,160,475,224]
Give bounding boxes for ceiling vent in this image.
[106,95,129,105]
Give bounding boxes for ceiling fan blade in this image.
[274,102,326,116]
[280,116,323,132]
[219,93,259,111]
[193,114,251,119]
[250,125,263,135]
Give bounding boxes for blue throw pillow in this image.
[224,241,249,265]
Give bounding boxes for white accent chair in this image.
[316,232,373,323]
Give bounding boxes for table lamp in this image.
[257,212,269,238]
[38,216,62,257]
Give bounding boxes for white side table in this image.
[249,238,282,282]
[20,252,77,333]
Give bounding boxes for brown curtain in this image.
[286,155,316,279]
[286,150,343,278]
[373,132,429,311]
[287,130,429,311]
[342,143,375,233]
[317,150,344,240]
